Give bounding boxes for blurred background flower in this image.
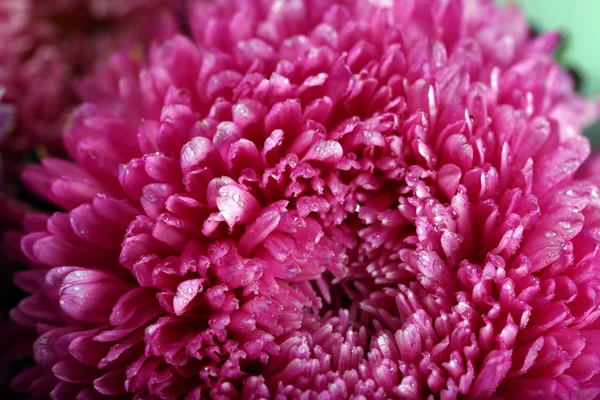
[0,0,177,157]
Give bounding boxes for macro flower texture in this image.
[6,0,600,399]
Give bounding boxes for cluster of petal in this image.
[0,0,177,156]
[7,0,600,399]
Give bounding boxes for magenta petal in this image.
[52,360,99,383]
[77,138,122,184]
[44,267,84,300]
[140,183,179,219]
[239,201,287,256]
[59,270,132,323]
[33,234,115,268]
[13,269,42,293]
[469,349,512,399]
[119,158,153,201]
[17,293,60,324]
[69,204,123,249]
[93,370,127,395]
[216,184,261,228]
[11,367,50,393]
[20,167,57,205]
[567,353,600,382]
[180,136,225,176]
[144,153,181,182]
[301,140,343,163]
[438,164,462,199]
[173,279,204,315]
[68,334,111,367]
[50,179,101,210]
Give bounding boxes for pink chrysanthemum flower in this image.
[7,0,600,398]
[0,0,177,156]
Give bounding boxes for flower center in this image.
[308,183,425,333]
